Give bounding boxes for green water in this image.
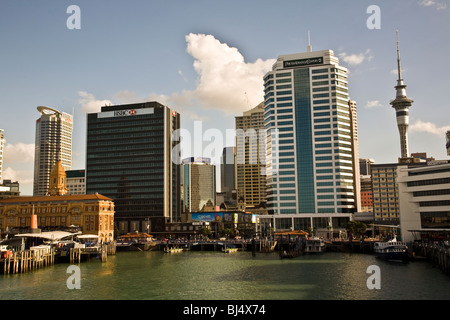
[1,251,449,300]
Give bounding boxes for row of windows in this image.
[413,189,450,197]
[407,178,450,187]
[419,200,450,207]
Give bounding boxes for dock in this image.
[1,231,117,275]
[1,247,56,275]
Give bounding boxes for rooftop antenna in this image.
[307,30,312,52]
[396,30,402,81]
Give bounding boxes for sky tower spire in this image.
[390,30,414,160]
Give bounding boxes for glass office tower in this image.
[86,102,181,234]
[262,48,359,234]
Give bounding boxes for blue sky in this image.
[1,0,449,195]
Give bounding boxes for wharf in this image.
[325,239,377,253]
[1,241,116,275]
[1,247,56,275]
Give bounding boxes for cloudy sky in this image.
[1,0,449,195]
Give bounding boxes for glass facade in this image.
[294,68,315,213]
[86,102,180,233]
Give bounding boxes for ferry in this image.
[374,236,408,262]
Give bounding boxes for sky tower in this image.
[390,31,413,160]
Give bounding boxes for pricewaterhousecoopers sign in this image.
[283,57,323,68]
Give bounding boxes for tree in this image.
[347,221,367,240]
[220,228,235,238]
[200,227,212,239]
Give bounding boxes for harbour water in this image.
[1,250,449,300]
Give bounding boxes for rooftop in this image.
[0,194,113,204]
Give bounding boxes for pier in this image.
[412,242,450,275]
[1,231,117,275]
[1,247,56,275]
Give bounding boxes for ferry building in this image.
[0,161,115,242]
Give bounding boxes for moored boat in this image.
[222,247,239,253]
[374,236,408,262]
[116,233,157,252]
[164,247,183,253]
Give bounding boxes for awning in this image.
[14,231,79,241]
[274,230,309,236]
[77,234,99,239]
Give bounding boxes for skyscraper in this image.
[33,106,73,196]
[182,157,216,213]
[262,44,359,234]
[220,146,235,202]
[0,129,4,184]
[235,102,267,208]
[390,31,413,160]
[85,102,181,234]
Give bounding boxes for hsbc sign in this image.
[113,109,137,117]
[98,108,154,118]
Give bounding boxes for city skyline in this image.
[1,1,449,195]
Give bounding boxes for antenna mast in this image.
[307,31,312,52]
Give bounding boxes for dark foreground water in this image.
[1,251,449,300]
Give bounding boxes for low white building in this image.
[397,162,450,243]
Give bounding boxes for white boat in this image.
[164,247,183,253]
[222,247,239,253]
[374,236,408,262]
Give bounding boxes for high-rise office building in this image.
[0,129,4,184]
[33,106,73,196]
[360,158,375,176]
[390,31,413,161]
[371,163,400,223]
[86,102,180,234]
[182,157,216,213]
[220,147,235,202]
[235,102,267,207]
[262,44,359,234]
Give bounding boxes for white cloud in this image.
[184,33,275,114]
[78,91,112,113]
[365,100,383,109]
[2,167,34,185]
[4,142,35,164]
[418,0,447,10]
[338,49,374,66]
[79,34,276,118]
[410,120,450,136]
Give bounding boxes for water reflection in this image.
[1,251,449,300]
